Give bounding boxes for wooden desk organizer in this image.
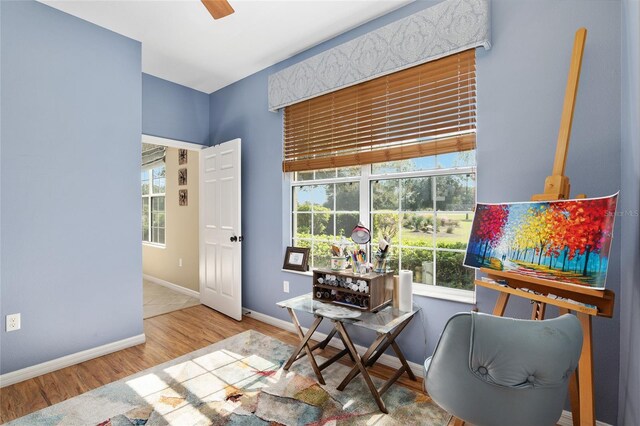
[312,269,393,312]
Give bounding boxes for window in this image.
[290,153,476,292]
[292,167,362,269]
[142,165,166,245]
[284,49,477,296]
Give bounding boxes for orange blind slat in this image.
[282,49,476,173]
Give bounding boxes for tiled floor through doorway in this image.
[143,279,200,319]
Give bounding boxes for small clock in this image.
[178,168,187,186]
[178,149,188,165]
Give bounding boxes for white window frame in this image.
[287,163,477,304]
[142,165,166,248]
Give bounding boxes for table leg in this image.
[339,315,414,390]
[319,328,337,349]
[283,308,325,385]
[390,340,416,381]
[335,321,388,414]
[365,316,414,368]
[319,348,350,371]
[337,333,387,391]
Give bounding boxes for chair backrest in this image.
[424,312,583,426]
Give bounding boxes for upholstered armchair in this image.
[424,312,583,426]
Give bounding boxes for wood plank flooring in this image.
[0,304,426,423]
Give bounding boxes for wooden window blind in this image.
[283,49,476,173]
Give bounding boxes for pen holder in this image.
[352,261,369,275]
[374,257,389,273]
[331,256,348,271]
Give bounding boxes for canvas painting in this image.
[463,193,618,289]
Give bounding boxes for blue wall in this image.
[0,1,143,374]
[142,73,210,145]
[209,0,622,423]
[618,0,640,423]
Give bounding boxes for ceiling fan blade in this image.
[201,0,235,20]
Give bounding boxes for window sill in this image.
[143,242,166,249]
[413,284,475,304]
[281,268,313,277]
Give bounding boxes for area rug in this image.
[6,330,449,425]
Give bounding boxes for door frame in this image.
[142,134,207,152]
[140,134,206,297]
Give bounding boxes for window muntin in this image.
[292,176,361,269]
[290,155,476,291]
[371,173,476,290]
[142,165,166,245]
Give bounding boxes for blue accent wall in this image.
[619,0,640,423]
[142,73,210,145]
[209,1,622,423]
[0,1,143,374]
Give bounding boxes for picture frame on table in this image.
[283,246,310,272]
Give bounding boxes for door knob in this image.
[230,236,238,242]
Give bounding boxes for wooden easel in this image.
[473,28,615,426]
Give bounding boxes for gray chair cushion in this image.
[469,313,582,388]
[424,312,583,426]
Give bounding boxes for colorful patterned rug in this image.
[6,330,449,425]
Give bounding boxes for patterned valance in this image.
[268,0,490,112]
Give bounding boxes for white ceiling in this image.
[40,0,415,94]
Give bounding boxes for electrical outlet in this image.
[6,313,20,332]
[283,281,290,293]
[179,258,183,267]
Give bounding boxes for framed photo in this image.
[283,246,310,272]
[179,189,188,206]
[178,149,188,165]
[178,168,188,185]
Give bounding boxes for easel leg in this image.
[559,308,581,426]
[577,312,595,425]
[530,301,547,320]
[451,417,465,426]
[492,292,510,316]
[568,371,581,426]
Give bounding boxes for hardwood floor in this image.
[0,304,425,423]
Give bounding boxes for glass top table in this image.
[277,292,420,413]
[277,293,421,334]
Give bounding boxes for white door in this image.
[199,139,242,321]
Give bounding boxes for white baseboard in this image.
[557,410,612,426]
[144,274,200,299]
[0,333,146,388]
[242,308,424,379]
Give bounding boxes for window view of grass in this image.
[292,154,476,291]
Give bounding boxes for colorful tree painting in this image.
[463,194,618,289]
[471,204,509,263]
